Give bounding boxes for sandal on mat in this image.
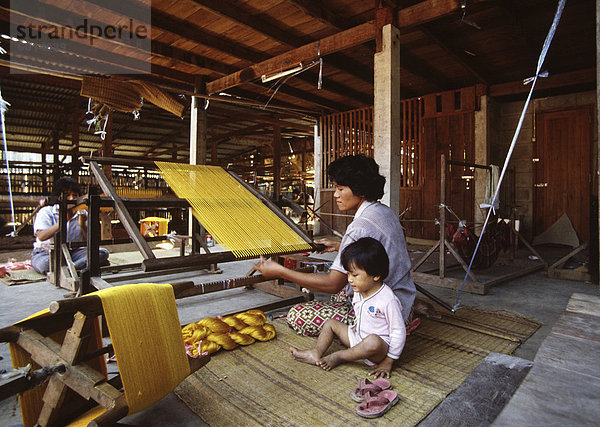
[350,378,392,402]
[356,390,399,419]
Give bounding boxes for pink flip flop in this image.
[350,378,392,403]
[356,390,399,418]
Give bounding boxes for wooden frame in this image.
[49,156,319,310]
[411,154,547,295]
[547,242,592,282]
[0,286,210,426]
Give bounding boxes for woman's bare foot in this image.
[290,346,321,365]
[316,352,343,371]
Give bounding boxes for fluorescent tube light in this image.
[261,63,303,83]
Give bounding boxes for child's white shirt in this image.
[351,284,407,359]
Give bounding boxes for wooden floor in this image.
[493,293,600,425]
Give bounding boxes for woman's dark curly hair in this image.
[327,155,386,201]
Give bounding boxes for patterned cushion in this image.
[287,300,355,336]
[329,287,350,304]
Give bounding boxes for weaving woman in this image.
[255,154,416,336]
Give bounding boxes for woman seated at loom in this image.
[31,177,109,274]
[255,154,418,336]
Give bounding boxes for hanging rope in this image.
[0,89,16,237]
[452,0,566,312]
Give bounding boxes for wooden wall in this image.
[317,86,480,239]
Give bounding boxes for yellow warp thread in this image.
[96,283,190,415]
[182,309,276,357]
[155,162,312,258]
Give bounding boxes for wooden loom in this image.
[51,156,319,311]
[0,283,211,426]
[410,154,547,295]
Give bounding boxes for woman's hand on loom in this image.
[254,256,286,279]
[314,238,341,253]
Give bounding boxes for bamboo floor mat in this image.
[175,305,541,426]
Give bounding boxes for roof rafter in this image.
[418,24,489,85]
[207,22,376,94]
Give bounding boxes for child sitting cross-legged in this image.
[290,237,406,378]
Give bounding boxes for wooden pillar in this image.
[373,22,401,215]
[301,138,307,173]
[596,0,600,288]
[313,122,322,235]
[189,77,207,240]
[101,114,113,182]
[189,78,207,166]
[42,143,48,194]
[71,110,80,182]
[52,131,60,183]
[474,94,491,232]
[272,124,281,200]
[100,114,113,240]
[211,140,218,165]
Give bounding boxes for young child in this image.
[290,237,406,378]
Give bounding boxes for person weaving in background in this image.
[31,177,109,275]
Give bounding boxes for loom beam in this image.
[0,303,210,426]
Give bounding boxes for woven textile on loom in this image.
[9,283,190,426]
[156,162,313,258]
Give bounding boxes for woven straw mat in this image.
[175,305,540,426]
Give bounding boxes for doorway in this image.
[534,106,592,241]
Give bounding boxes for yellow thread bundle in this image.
[155,162,312,258]
[182,309,276,357]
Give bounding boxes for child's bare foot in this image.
[316,352,343,371]
[290,346,320,365]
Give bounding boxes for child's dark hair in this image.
[327,155,386,201]
[52,177,82,198]
[341,237,389,280]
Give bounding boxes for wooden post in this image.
[101,115,113,182]
[189,77,207,243]
[596,0,600,289]
[71,110,80,182]
[53,130,60,183]
[189,90,207,165]
[373,23,401,215]
[439,154,446,278]
[211,140,218,165]
[313,122,322,235]
[272,124,281,200]
[100,115,113,241]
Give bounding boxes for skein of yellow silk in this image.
[182,309,276,357]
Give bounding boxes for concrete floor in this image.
[0,243,598,426]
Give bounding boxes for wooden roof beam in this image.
[207,22,376,95]
[191,0,373,86]
[489,68,596,97]
[397,0,491,28]
[418,24,489,85]
[399,50,448,92]
[287,0,362,30]
[496,0,539,69]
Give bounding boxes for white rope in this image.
[452,0,566,312]
[0,88,16,236]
